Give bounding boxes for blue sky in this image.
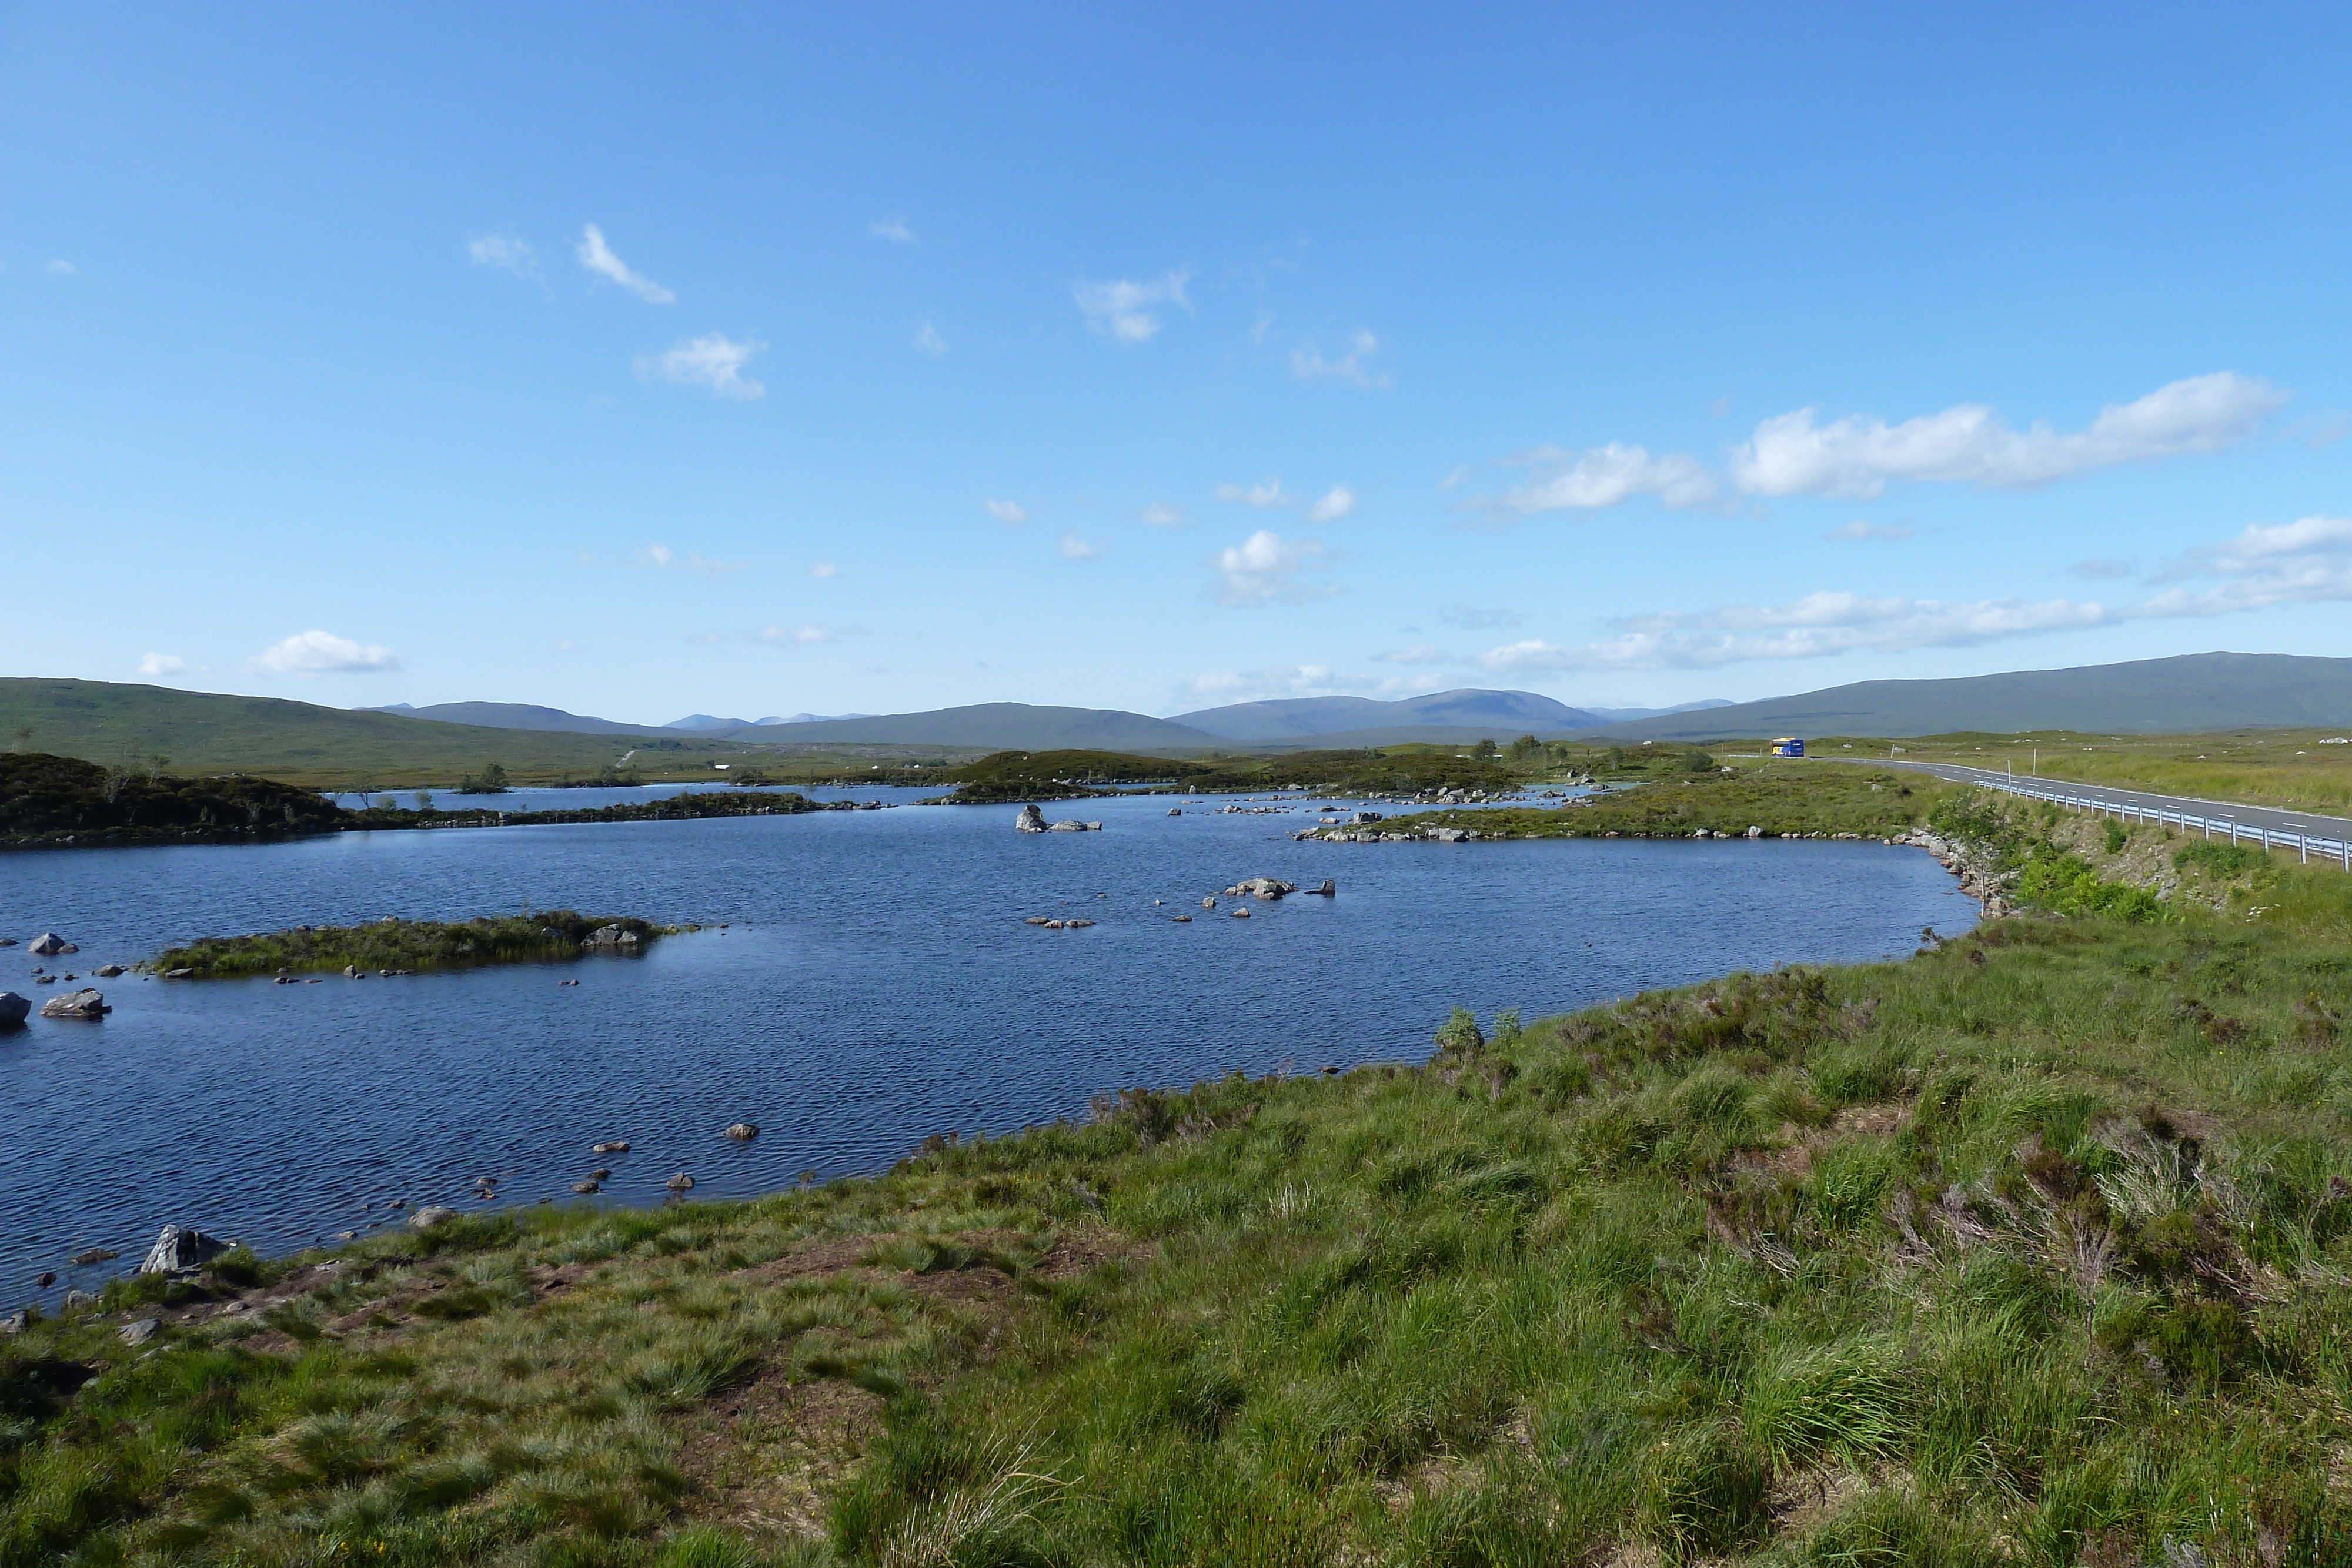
[6,4,2350,725]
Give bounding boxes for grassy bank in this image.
[146,912,669,978]
[12,814,2352,1564]
[1812,730,2352,817]
[1345,762,1952,841]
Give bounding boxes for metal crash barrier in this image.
[1952,774,2352,872]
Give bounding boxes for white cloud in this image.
[2070,557,2137,580]
[1208,529,1331,607]
[1177,663,1440,706]
[915,322,947,355]
[1731,372,2286,498]
[984,499,1030,525]
[1303,485,1359,524]
[637,544,746,577]
[1827,520,1914,541]
[870,216,914,243]
[810,561,839,579]
[757,624,835,646]
[636,334,764,398]
[467,233,536,276]
[2141,514,2352,617]
[1373,644,1453,665]
[45,258,77,277]
[1141,502,1185,528]
[1058,531,1103,561]
[249,631,400,675]
[1476,443,1720,517]
[1292,329,1391,389]
[138,653,186,677]
[1216,478,1294,508]
[577,224,675,303]
[1073,269,1191,343]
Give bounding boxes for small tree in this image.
[9,725,30,753]
[1473,737,1499,763]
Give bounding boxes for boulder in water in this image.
[407,1206,459,1231]
[137,1225,234,1277]
[93,964,125,978]
[666,1173,696,1191]
[28,933,76,957]
[724,1122,759,1141]
[40,988,109,1020]
[0,993,28,1028]
[1015,804,1047,833]
[1310,879,1336,896]
[71,1247,117,1267]
[582,924,640,949]
[592,1140,631,1154]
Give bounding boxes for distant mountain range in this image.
[1169,688,1601,741]
[1577,653,2352,741]
[366,703,873,735]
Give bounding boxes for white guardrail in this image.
[1957,773,2352,871]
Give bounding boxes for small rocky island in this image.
[145,912,674,979]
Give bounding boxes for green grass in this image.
[1361,762,1952,840]
[1810,728,2352,817]
[12,818,2352,1564]
[148,912,669,977]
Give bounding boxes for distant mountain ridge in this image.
[366,702,659,736]
[1576,653,2352,741]
[1170,688,1601,741]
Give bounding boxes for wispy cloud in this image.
[1439,604,1522,631]
[1058,531,1103,561]
[984,499,1030,525]
[810,561,840,579]
[1208,530,1331,606]
[1373,644,1453,665]
[45,258,78,277]
[637,544,746,577]
[138,653,186,677]
[757,624,836,646]
[1177,664,1441,706]
[870,216,914,243]
[577,224,675,303]
[1073,269,1191,343]
[1215,478,1356,523]
[1141,502,1186,528]
[636,335,764,398]
[1216,478,1294,508]
[1464,373,2288,520]
[467,233,536,276]
[249,631,400,675]
[1303,485,1358,524]
[1292,329,1391,389]
[1465,510,2352,674]
[1827,519,1914,541]
[914,322,947,355]
[2070,557,2137,580]
[1474,443,1720,518]
[1732,372,2286,498]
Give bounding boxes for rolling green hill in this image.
[0,680,739,788]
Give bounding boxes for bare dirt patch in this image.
[676,1366,887,1543]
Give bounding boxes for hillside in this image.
[0,680,745,787]
[1583,651,2352,741]
[366,702,659,736]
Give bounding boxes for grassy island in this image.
[9,785,2352,1564]
[146,912,669,978]
[1330,762,1952,842]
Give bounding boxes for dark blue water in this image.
[0,789,1975,1300]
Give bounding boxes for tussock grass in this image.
[148,912,664,977]
[14,870,2352,1563]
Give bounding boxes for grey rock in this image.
[666,1173,696,1191]
[724,1122,759,1140]
[573,1180,601,1195]
[592,1140,631,1154]
[118,1319,159,1346]
[407,1205,459,1231]
[41,988,109,1019]
[1,1310,28,1335]
[138,1226,234,1276]
[1047,819,1087,831]
[0,992,28,1028]
[92,964,125,978]
[62,1290,99,1312]
[582,924,640,948]
[28,933,76,956]
[1310,880,1336,895]
[1014,804,1047,833]
[1745,825,1765,838]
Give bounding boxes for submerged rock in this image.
[1311,879,1337,896]
[28,933,76,956]
[71,1248,117,1267]
[0,992,28,1028]
[724,1122,759,1141]
[666,1173,696,1192]
[592,1140,631,1154]
[40,988,109,1020]
[93,964,125,978]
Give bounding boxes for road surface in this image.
[1867,759,2352,865]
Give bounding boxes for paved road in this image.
[1867,759,2352,862]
